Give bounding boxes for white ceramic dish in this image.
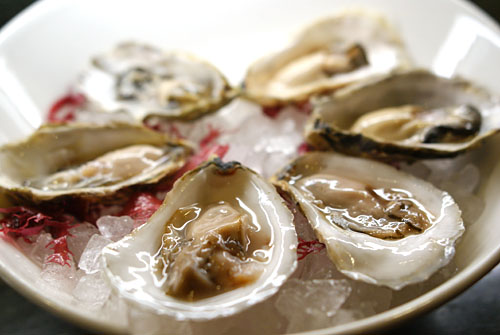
[0,0,500,334]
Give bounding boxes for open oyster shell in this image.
[0,123,192,202]
[102,159,297,320]
[79,42,237,121]
[244,9,411,106]
[306,70,500,160]
[273,152,464,290]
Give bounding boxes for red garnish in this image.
[297,142,313,155]
[187,144,229,170]
[45,236,73,267]
[0,206,75,241]
[47,93,86,123]
[296,101,313,115]
[167,124,185,139]
[120,192,162,228]
[199,125,221,148]
[262,106,282,119]
[297,238,325,260]
[144,120,185,139]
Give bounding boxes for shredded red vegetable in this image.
[199,125,221,148]
[120,192,162,228]
[0,206,75,240]
[262,106,282,119]
[262,101,313,119]
[296,101,313,115]
[297,142,313,155]
[45,236,74,267]
[0,206,76,266]
[297,238,325,260]
[47,93,86,123]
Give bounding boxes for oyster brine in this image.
[102,159,297,320]
[244,9,411,106]
[273,152,464,290]
[0,123,192,202]
[306,70,500,160]
[79,42,237,121]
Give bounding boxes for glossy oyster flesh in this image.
[0,123,192,201]
[272,152,464,290]
[244,9,411,106]
[79,42,237,121]
[306,70,500,159]
[102,159,297,320]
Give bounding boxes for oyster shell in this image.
[306,70,500,160]
[102,159,297,320]
[79,42,237,121]
[244,9,411,106]
[273,152,464,290]
[0,123,192,202]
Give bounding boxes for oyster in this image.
[244,9,411,106]
[273,152,464,290]
[306,70,500,160]
[102,159,297,320]
[79,42,237,121]
[0,123,192,201]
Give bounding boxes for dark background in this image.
[1,0,500,334]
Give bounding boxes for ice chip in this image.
[39,256,78,292]
[67,223,99,263]
[275,278,351,333]
[73,271,112,308]
[78,234,112,274]
[29,233,54,266]
[97,215,134,242]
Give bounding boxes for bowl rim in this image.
[0,0,500,334]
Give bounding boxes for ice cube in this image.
[275,278,351,333]
[296,250,342,280]
[78,234,112,274]
[28,233,54,266]
[72,271,112,309]
[38,255,78,292]
[339,280,393,319]
[67,223,99,263]
[96,215,134,242]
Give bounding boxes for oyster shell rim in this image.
[272,151,465,290]
[101,158,298,320]
[0,122,193,202]
[305,69,500,160]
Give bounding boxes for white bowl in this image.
[0,0,500,334]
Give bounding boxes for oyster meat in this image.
[79,42,236,121]
[244,9,411,106]
[273,152,464,290]
[102,159,297,320]
[0,123,192,201]
[306,70,500,159]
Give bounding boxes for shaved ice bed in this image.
[2,98,485,334]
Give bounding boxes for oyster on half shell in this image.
[306,70,500,160]
[244,9,411,106]
[79,42,237,121]
[273,152,464,290]
[102,159,297,320]
[0,123,192,202]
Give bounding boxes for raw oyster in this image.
[102,159,297,320]
[306,70,500,160]
[244,9,411,106]
[272,152,464,290]
[78,42,237,121]
[0,123,192,202]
